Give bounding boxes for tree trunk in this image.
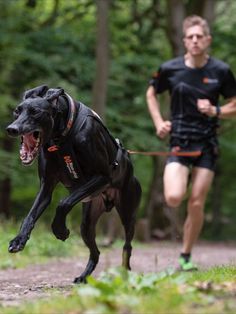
[92,0,114,242]
[0,136,14,218]
[201,0,216,25]
[187,0,216,23]
[92,0,110,120]
[0,178,11,218]
[166,0,186,56]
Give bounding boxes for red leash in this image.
[127,150,202,157]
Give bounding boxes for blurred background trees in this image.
[0,0,236,241]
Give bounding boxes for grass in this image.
[0,220,147,270]
[1,266,236,314]
[0,221,87,269]
[0,222,235,313]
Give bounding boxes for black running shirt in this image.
[149,56,236,140]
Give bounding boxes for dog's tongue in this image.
[20,133,40,165]
[22,134,36,150]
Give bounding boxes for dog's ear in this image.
[45,88,65,106]
[23,85,48,100]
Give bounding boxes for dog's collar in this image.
[61,93,76,137]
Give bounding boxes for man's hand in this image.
[197,99,217,117]
[156,120,172,139]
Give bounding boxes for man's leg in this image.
[164,163,214,270]
[182,167,214,254]
[163,162,189,208]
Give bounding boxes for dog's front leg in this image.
[9,181,55,253]
[51,175,109,241]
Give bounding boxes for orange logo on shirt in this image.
[203,77,219,84]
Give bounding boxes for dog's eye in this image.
[13,107,21,119]
[28,107,38,115]
[28,107,43,121]
[28,107,42,119]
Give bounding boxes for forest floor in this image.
[0,240,236,307]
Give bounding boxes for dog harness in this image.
[47,93,123,183]
[47,93,83,181]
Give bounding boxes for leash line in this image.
[127,150,202,157]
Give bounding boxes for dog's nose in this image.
[6,125,20,137]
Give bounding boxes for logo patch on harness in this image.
[48,145,59,152]
[63,155,79,179]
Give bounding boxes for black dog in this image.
[6,85,141,283]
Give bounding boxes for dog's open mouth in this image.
[20,131,41,165]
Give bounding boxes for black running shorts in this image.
[166,139,218,172]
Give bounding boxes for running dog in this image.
[6,85,141,283]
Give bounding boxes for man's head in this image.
[183,15,212,57]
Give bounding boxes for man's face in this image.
[183,25,211,56]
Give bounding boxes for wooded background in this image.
[0,0,236,241]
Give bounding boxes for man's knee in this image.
[187,196,205,217]
[165,193,182,208]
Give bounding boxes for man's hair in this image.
[183,15,210,36]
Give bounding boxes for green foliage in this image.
[2,266,236,314]
[0,0,236,239]
[0,0,97,218]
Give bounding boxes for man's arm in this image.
[197,97,236,118]
[146,85,171,138]
[218,97,236,118]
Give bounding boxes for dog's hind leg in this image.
[74,197,105,284]
[116,177,141,270]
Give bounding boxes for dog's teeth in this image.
[20,153,27,161]
[19,132,41,165]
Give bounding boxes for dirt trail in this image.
[0,241,235,307]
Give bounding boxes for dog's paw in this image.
[51,221,70,241]
[9,236,26,253]
[73,276,87,284]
